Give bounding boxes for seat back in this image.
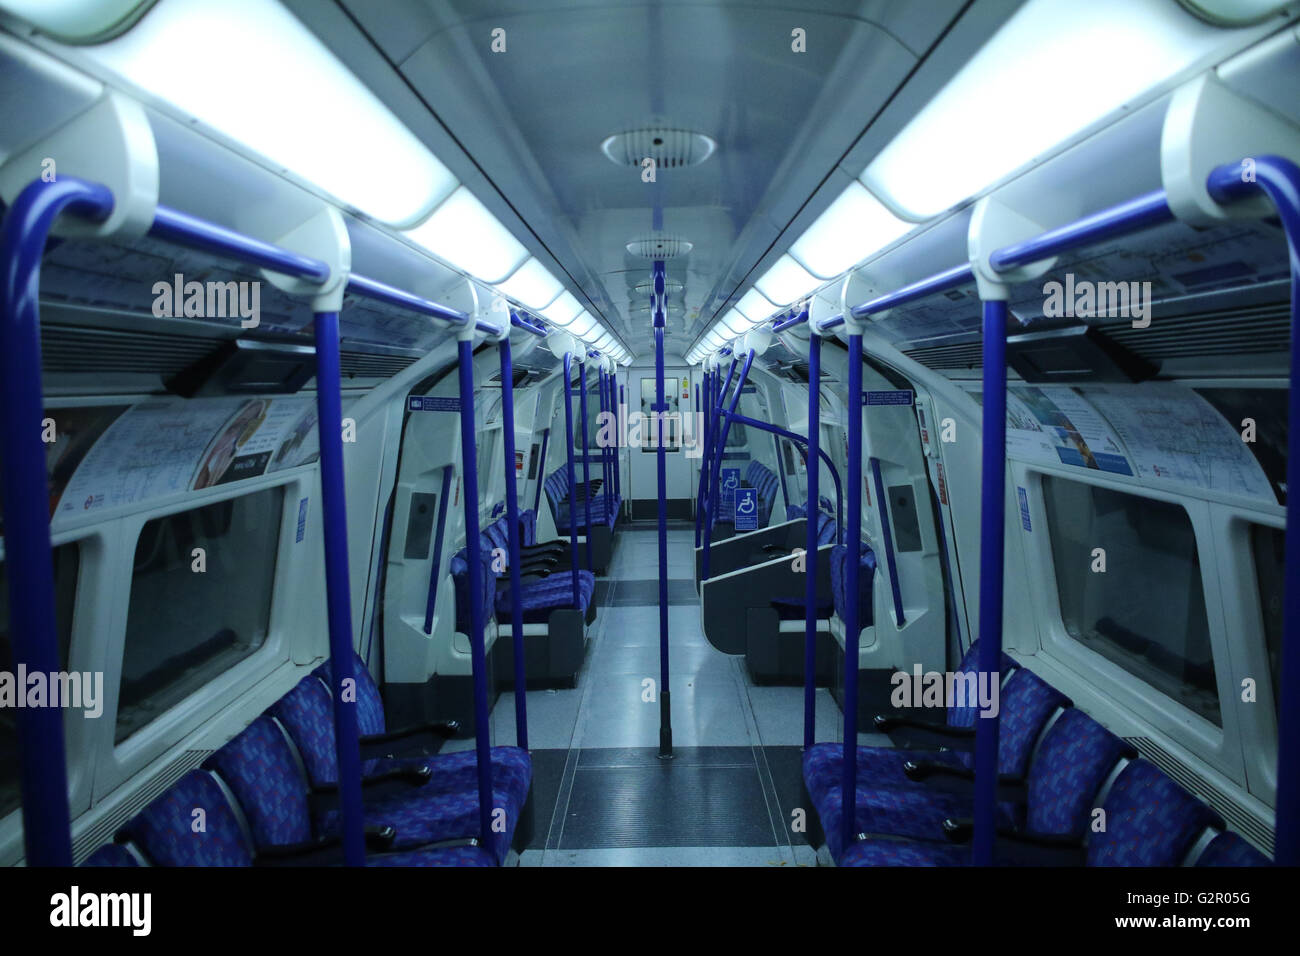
[1088,761,1223,866]
[449,547,497,635]
[314,653,386,736]
[947,641,1016,727]
[519,509,539,546]
[1195,830,1272,867]
[123,769,254,867]
[1024,708,1134,837]
[984,667,1071,777]
[205,716,313,848]
[270,675,342,787]
[829,542,877,630]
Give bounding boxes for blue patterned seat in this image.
[807,664,1071,858]
[92,766,495,867]
[840,750,1227,868]
[828,541,878,625]
[270,673,530,862]
[544,466,618,534]
[1194,830,1272,866]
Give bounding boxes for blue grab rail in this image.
[841,332,864,854]
[578,361,593,570]
[561,354,581,607]
[498,336,529,751]
[868,457,906,628]
[654,261,673,757]
[533,427,550,515]
[803,333,822,752]
[702,349,755,581]
[455,338,496,853]
[0,177,114,866]
[313,309,368,866]
[724,412,843,542]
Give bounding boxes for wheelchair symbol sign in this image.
[734,487,758,531]
[720,467,741,506]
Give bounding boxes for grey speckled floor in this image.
[445,522,884,866]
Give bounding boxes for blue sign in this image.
[408,395,460,412]
[719,467,741,507]
[296,497,309,543]
[864,390,914,406]
[734,487,759,532]
[1017,486,1032,532]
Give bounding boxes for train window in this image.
[1040,476,1220,724]
[116,486,284,743]
[1249,524,1284,721]
[0,542,80,819]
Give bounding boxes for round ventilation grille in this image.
[601,127,717,168]
[626,235,693,259]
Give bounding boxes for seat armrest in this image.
[941,817,1088,866]
[253,826,397,866]
[902,761,1026,802]
[874,715,976,749]
[360,721,460,758]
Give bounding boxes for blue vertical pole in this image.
[655,293,673,758]
[803,334,821,751]
[313,310,367,867]
[602,369,614,505]
[840,333,863,854]
[973,299,1008,866]
[499,336,528,751]
[615,381,624,502]
[0,177,113,866]
[774,433,790,514]
[562,354,581,607]
[693,367,713,548]
[703,350,755,580]
[532,427,550,515]
[456,338,496,853]
[701,358,738,551]
[578,361,594,570]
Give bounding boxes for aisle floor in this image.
[444,523,887,866]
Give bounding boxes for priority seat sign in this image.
[734,487,758,531]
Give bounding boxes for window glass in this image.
[117,487,283,742]
[0,543,80,818]
[1041,476,1219,724]
[1249,523,1284,722]
[639,378,681,453]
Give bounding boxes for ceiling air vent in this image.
[626,234,693,259]
[601,127,716,168]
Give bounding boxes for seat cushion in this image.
[496,570,595,623]
[125,770,253,867]
[838,838,968,867]
[205,716,313,848]
[1195,831,1271,867]
[1088,761,1223,866]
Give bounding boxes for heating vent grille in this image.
[1123,736,1274,856]
[41,325,416,382]
[42,325,216,375]
[70,749,215,865]
[1102,301,1291,358]
[902,301,1291,374]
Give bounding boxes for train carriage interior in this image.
[0,0,1298,903]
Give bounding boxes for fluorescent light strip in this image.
[405,186,528,284]
[754,255,821,306]
[87,0,458,225]
[495,257,564,310]
[540,291,583,326]
[860,0,1241,218]
[788,181,914,280]
[735,289,776,322]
